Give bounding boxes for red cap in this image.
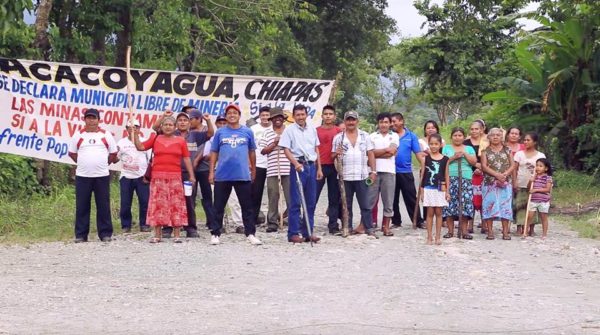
[224,103,241,114]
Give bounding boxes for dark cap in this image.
[344,110,359,120]
[189,109,202,119]
[269,107,285,120]
[176,112,190,120]
[84,108,100,118]
[215,114,227,122]
[224,103,241,114]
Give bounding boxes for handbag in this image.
[143,152,153,182]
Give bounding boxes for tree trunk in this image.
[115,5,132,67]
[32,0,54,187]
[33,0,53,60]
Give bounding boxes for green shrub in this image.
[0,154,41,195]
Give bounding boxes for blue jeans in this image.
[288,163,317,240]
[119,177,149,229]
[316,164,340,230]
[75,175,113,240]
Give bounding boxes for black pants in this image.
[251,167,267,223]
[164,171,198,234]
[75,175,113,240]
[212,181,256,237]
[316,164,340,230]
[392,172,423,225]
[197,170,216,228]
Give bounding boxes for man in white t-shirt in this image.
[368,113,399,236]
[117,120,151,233]
[332,111,377,237]
[68,108,118,242]
[250,106,271,227]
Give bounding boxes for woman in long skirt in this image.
[481,128,516,240]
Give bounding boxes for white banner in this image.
[0,58,334,164]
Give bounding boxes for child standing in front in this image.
[420,134,450,245]
[527,158,553,239]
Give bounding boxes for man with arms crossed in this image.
[368,112,398,236]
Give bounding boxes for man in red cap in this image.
[209,104,263,246]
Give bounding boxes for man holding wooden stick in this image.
[280,104,323,244]
[259,107,290,233]
[332,111,378,237]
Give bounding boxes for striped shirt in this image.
[259,128,290,177]
[531,174,552,203]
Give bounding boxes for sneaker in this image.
[140,226,152,232]
[74,237,87,243]
[210,235,220,245]
[122,227,131,233]
[100,236,112,242]
[247,234,263,245]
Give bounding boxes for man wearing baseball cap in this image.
[117,119,151,233]
[68,108,118,242]
[332,111,378,237]
[209,103,262,246]
[258,107,290,233]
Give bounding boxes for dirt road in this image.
[1,194,599,334]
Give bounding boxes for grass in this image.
[556,213,600,239]
[0,182,138,244]
[551,170,600,207]
[0,169,598,242]
[549,170,600,239]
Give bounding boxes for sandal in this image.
[486,236,495,240]
[443,233,454,239]
[150,237,161,243]
[502,235,511,240]
[173,238,183,243]
[461,234,473,240]
[383,230,394,236]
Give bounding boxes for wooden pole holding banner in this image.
[125,45,135,139]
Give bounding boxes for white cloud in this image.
[386,0,540,44]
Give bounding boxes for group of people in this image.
[68,104,553,245]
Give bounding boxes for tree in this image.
[399,0,528,124]
[484,1,600,170]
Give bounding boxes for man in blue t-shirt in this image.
[209,104,263,246]
[391,112,426,228]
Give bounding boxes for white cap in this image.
[127,119,140,127]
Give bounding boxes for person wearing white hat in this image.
[117,119,151,233]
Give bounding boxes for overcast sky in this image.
[385,0,540,43]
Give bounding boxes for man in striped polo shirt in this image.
[258,107,290,233]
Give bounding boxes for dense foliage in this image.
[0,0,599,195]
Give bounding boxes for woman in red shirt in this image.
[134,115,195,243]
